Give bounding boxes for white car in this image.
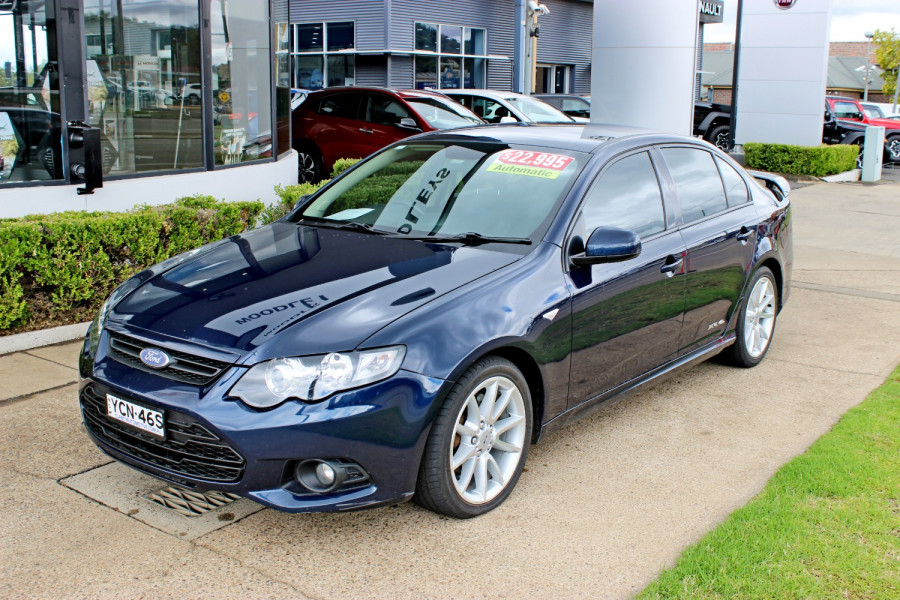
[442,89,580,124]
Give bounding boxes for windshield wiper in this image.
[296,217,389,235]
[403,232,533,246]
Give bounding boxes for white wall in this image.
[590,1,698,135]
[735,0,833,146]
[0,152,298,219]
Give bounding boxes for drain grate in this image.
[145,486,242,518]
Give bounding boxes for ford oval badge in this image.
[139,348,171,369]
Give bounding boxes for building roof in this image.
[700,51,886,92]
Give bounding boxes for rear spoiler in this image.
[748,170,790,201]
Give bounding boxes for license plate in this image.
[106,393,165,439]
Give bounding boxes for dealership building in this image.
[1,0,722,218]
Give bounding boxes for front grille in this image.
[80,385,245,483]
[108,332,232,386]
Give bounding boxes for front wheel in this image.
[723,267,779,368]
[415,357,532,518]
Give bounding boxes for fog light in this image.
[316,462,336,486]
[294,459,346,493]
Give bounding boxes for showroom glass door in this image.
[0,0,64,186]
[82,0,204,175]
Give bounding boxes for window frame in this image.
[290,20,356,90]
[413,22,488,90]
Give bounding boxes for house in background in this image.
[700,42,890,105]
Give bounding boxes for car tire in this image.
[853,137,866,169]
[295,144,324,184]
[187,94,200,106]
[723,266,778,368]
[885,134,900,163]
[707,125,732,151]
[415,356,533,518]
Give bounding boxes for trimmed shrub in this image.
[0,196,263,332]
[744,142,858,177]
[260,181,328,225]
[330,157,361,178]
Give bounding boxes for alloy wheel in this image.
[449,375,527,505]
[743,276,776,359]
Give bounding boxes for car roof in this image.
[415,123,698,155]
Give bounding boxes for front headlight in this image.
[88,277,142,352]
[229,346,406,409]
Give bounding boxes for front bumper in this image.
[79,342,446,513]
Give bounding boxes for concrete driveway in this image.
[2,178,898,600]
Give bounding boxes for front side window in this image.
[582,152,666,238]
[414,23,486,90]
[297,143,585,242]
[661,147,727,223]
[365,94,411,126]
[292,21,355,90]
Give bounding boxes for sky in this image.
[705,0,900,43]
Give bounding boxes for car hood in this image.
[109,223,519,360]
[864,116,900,129]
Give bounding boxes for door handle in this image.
[358,128,373,134]
[736,226,753,244]
[660,255,683,276]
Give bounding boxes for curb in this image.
[821,169,861,183]
[0,322,90,356]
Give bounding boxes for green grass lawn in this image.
[638,364,900,599]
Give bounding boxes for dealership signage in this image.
[774,0,797,9]
[699,0,725,24]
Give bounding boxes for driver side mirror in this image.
[292,194,310,211]
[397,117,421,131]
[499,115,517,124]
[571,227,642,266]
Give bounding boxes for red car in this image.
[826,96,900,163]
[291,87,483,182]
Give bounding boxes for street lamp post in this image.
[864,31,874,102]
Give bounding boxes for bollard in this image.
[861,125,885,182]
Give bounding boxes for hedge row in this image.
[1,157,371,333]
[744,142,859,177]
[0,195,264,332]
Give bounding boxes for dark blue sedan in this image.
[79,124,792,518]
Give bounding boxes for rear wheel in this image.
[886,134,900,163]
[415,357,532,518]
[295,144,323,184]
[707,125,731,151]
[723,267,778,368]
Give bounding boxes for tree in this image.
[873,29,900,99]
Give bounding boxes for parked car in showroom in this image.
[533,93,591,119]
[79,123,792,519]
[443,89,582,123]
[291,86,483,183]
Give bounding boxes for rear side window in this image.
[661,147,727,223]
[716,157,749,207]
[315,93,362,119]
[582,151,665,238]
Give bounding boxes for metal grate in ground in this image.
[145,486,242,518]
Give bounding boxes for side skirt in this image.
[536,334,736,443]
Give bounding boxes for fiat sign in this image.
[774,0,797,9]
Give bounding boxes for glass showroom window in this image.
[292,22,355,90]
[1,0,64,186]
[210,0,273,165]
[83,0,203,175]
[414,23,486,90]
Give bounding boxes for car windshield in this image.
[405,97,483,129]
[505,97,574,123]
[295,142,585,242]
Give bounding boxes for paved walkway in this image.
[2,178,899,599]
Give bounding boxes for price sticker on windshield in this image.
[487,150,574,179]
